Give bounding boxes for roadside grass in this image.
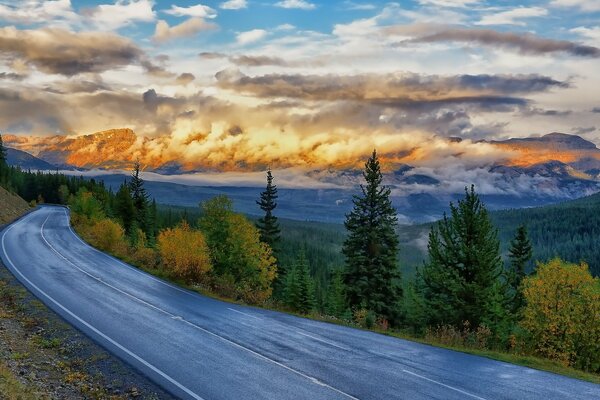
[0,361,40,400]
[71,223,600,386]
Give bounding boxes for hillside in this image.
[0,186,29,225]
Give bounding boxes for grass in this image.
[70,222,600,386]
[0,361,40,400]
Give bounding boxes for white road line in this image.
[1,211,206,400]
[295,331,351,351]
[402,369,488,400]
[227,307,263,320]
[39,209,359,400]
[66,208,352,355]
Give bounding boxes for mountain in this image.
[5,148,56,170]
[5,130,600,221]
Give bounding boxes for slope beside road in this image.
[2,206,599,400]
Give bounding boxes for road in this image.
[1,206,598,400]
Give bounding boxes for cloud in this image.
[0,26,152,76]
[417,0,480,8]
[215,69,568,103]
[274,0,316,10]
[551,0,600,12]
[153,18,216,43]
[83,0,155,30]
[220,0,248,10]
[392,25,600,58]
[572,126,596,135]
[0,0,79,26]
[476,7,548,26]
[236,29,268,45]
[343,1,376,10]
[229,55,288,66]
[175,72,196,85]
[0,71,26,80]
[164,4,217,18]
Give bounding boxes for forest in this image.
[1,135,599,376]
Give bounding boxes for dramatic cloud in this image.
[0,26,152,75]
[236,29,268,45]
[215,69,567,104]
[164,4,217,18]
[275,0,316,10]
[393,26,600,58]
[153,18,216,43]
[476,7,548,26]
[220,0,248,10]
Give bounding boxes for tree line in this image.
[1,135,598,373]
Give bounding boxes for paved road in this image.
[1,206,599,400]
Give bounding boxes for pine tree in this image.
[506,224,532,315]
[342,150,402,322]
[284,251,315,314]
[129,160,149,236]
[418,185,506,330]
[256,168,280,248]
[326,268,346,317]
[0,134,7,187]
[114,181,135,235]
[0,134,6,166]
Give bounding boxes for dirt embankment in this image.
[0,186,29,225]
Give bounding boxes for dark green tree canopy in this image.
[342,150,402,322]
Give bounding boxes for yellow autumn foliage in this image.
[521,258,600,372]
[158,221,212,283]
[87,218,126,254]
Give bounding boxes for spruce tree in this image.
[256,168,280,248]
[326,268,346,317]
[114,182,135,235]
[130,161,149,236]
[418,185,506,330]
[284,251,315,314]
[0,134,7,187]
[506,224,532,314]
[0,134,6,166]
[342,150,402,322]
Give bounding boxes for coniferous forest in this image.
[1,134,599,375]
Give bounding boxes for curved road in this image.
[1,206,599,400]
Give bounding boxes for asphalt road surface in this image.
[2,206,599,400]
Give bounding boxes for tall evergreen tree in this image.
[0,134,7,187]
[114,181,135,235]
[326,268,346,317]
[284,250,315,314]
[506,224,532,315]
[129,160,149,235]
[0,134,6,166]
[418,185,506,330]
[342,150,402,322]
[256,168,280,248]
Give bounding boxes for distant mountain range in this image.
[4,130,600,222]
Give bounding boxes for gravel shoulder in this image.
[0,211,175,400]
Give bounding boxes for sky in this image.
[0,0,600,174]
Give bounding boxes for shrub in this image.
[521,258,600,372]
[158,222,212,283]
